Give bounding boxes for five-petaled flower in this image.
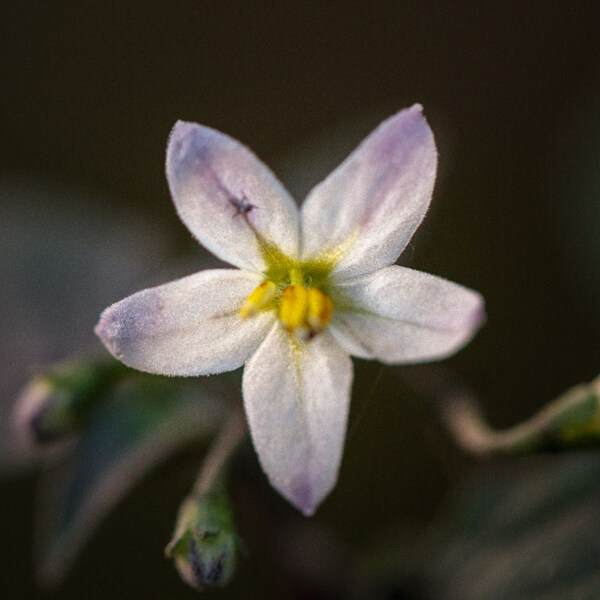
[95,105,485,515]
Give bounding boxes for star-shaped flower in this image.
[95,105,484,515]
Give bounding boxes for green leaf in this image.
[355,453,600,599]
[420,454,600,599]
[35,374,227,587]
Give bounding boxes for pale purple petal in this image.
[166,121,299,271]
[300,104,437,280]
[242,323,352,515]
[95,269,274,376]
[330,266,484,362]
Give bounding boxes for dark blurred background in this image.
[1,1,599,598]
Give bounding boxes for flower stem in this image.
[402,366,600,456]
[192,405,247,497]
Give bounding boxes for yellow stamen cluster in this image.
[239,276,333,341]
[278,284,334,340]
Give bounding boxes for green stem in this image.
[192,405,247,497]
[403,366,600,456]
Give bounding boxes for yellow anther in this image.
[278,285,309,333]
[239,280,276,319]
[307,287,333,334]
[278,285,333,340]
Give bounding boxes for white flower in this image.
[95,105,484,515]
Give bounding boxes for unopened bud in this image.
[14,357,125,444]
[165,488,239,590]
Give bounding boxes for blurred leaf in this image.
[0,177,174,471]
[422,453,600,599]
[35,374,227,587]
[355,453,600,599]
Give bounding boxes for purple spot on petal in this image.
[229,192,257,218]
[289,475,316,516]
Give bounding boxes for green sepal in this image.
[16,355,127,444]
[166,484,241,590]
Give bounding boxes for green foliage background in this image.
[1,2,599,598]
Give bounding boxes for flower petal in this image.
[300,104,437,279]
[242,323,352,515]
[331,266,484,362]
[166,121,299,271]
[95,269,274,376]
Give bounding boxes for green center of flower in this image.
[239,249,335,341]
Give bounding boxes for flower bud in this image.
[165,488,239,590]
[13,357,124,444]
